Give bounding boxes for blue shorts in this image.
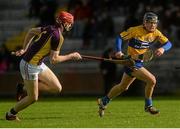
[124,60,143,77]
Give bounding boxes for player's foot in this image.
[145,106,160,115]
[97,98,107,117]
[16,83,26,101]
[5,112,20,121]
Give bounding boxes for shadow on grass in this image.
[0,118,5,121]
[24,116,63,120]
[0,116,63,121]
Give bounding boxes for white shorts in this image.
[19,59,48,80]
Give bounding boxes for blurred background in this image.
[0,0,180,97]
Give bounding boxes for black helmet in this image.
[143,12,158,23]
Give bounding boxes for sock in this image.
[10,108,17,115]
[145,98,152,107]
[101,96,110,106]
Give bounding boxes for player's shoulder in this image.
[47,25,61,37]
[154,28,163,35]
[41,25,57,32]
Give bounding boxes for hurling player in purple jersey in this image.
[6,11,82,121]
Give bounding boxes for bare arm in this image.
[12,27,41,56]
[23,27,41,51]
[49,50,82,64]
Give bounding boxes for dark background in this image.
[0,0,180,97]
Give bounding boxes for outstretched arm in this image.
[49,50,82,64]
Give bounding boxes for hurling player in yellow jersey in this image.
[97,12,172,117]
[5,11,82,121]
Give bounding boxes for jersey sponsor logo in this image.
[129,38,150,49]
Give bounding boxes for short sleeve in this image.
[156,30,168,44]
[120,27,133,40]
[51,32,61,51]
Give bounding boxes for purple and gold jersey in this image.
[120,25,168,56]
[23,26,64,65]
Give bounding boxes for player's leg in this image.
[16,83,27,101]
[6,59,40,121]
[38,66,62,93]
[14,80,39,111]
[6,79,39,121]
[97,72,136,117]
[16,63,61,101]
[107,73,136,98]
[131,67,159,114]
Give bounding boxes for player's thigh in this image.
[119,73,136,89]
[131,67,156,84]
[24,79,39,99]
[38,67,61,89]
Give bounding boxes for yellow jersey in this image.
[120,25,168,56]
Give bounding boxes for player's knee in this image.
[147,76,156,86]
[56,85,62,93]
[52,84,62,93]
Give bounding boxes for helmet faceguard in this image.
[56,11,74,31]
[143,12,158,23]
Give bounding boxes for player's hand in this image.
[154,48,164,57]
[70,52,82,60]
[11,49,25,56]
[115,51,124,59]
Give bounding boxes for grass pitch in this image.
[0,96,180,128]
